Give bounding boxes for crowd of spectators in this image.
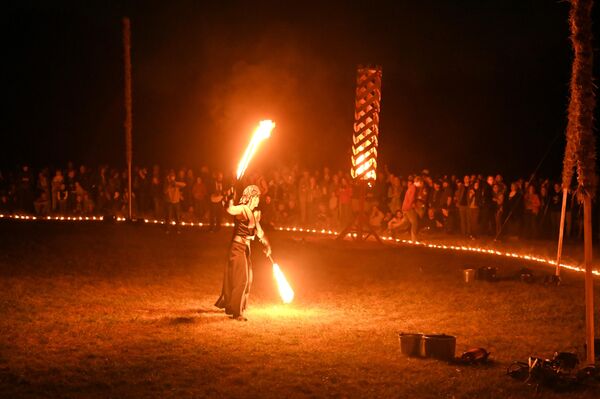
[0,162,588,242]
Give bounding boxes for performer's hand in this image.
[225,187,235,203]
[264,245,272,258]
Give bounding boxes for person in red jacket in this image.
[399,176,422,241]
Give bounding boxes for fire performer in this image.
[215,185,271,321]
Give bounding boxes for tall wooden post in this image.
[583,194,595,365]
[563,0,596,366]
[123,17,133,220]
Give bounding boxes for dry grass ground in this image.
[0,220,598,398]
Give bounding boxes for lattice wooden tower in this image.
[338,65,383,243]
[351,65,382,182]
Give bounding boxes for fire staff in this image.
[215,185,271,321]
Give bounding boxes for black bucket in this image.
[420,334,456,361]
[398,333,423,357]
[476,267,497,282]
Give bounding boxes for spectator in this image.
[388,175,402,213]
[209,171,225,232]
[422,208,444,233]
[468,179,480,238]
[456,176,470,236]
[57,183,69,214]
[307,176,321,225]
[338,177,353,226]
[523,184,541,239]
[164,170,186,233]
[369,204,384,233]
[34,191,50,216]
[538,184,551,238]
[399,176,421,241]
[549,183,563,236]
[387,209,406,237]
[16,164,34,213]
[504,182,523,238]
[298,170,310,225]
[492,183,504,238]
[135,167,151,217]
[192,176,207,222]
[151,165,163,219]
[479,176,495,235]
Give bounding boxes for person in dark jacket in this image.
[209,172,226,232]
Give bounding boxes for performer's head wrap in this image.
[239,185,261,205]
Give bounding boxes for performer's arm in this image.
[225,201,245,216]
[255,213,272,257]
[223,187,243,216]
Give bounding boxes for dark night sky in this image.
[3,0,599,179]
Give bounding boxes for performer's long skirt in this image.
[215,241,253,317]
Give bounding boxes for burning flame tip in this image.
[273,263,294,304]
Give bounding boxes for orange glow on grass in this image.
[236,120,275,180]
[273,263,294,304]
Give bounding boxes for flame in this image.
[236,120,275,180]
[273,263,294,303]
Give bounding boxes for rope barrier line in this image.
[1,213,597,276]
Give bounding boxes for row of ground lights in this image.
[2,213,598,276]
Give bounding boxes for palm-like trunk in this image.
[563,0,596,366]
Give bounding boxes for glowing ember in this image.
[236,120,275,180]
[273,263,294,304]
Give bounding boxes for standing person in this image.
[399,176,422,241]
[479,176,495,236]
[538,184,551,238]
[297,170,310,225]
[307,175,321,226]
[164,170,186,233]
[192,176,207,222]
[16,164,34,213]
[51,169,64,213]
[505,182,524,238]
[337,177,353,226]
[135,167,150,217]
[150,165,163,220]
[549,183,563,236]
[215,185,271,321]
[65,168,78,214]
[468,179,481,238]
[523,184,541,239]
[209,171,225,232]
[492,183,504,238]
[456,176,470,236]
[388,175,402,213]
[57,183,69,214]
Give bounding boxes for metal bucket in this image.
[420,334,456,361]
[398,333,423,357]
[463,269,475,283]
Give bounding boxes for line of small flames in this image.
[1,213,598,276]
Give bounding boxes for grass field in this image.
[0,220,598,398]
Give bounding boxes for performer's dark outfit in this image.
[215,206,258,318]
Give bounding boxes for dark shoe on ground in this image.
[232,315,247,321]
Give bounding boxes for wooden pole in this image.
[554,188,569,276]
[583,194,595,365]
[123,17,133,220]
